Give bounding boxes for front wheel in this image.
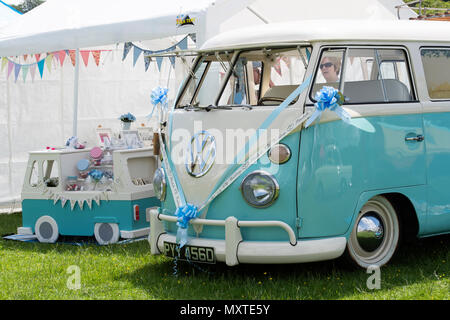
[345,196,400,268]
[35,216,59,243]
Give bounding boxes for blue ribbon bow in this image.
[147,86,169,120]
[304,86,350,128]
[175,203,199,248]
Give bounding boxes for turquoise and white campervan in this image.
[20,147,159,244]
[148,19,450,268]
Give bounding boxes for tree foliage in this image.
[10,0,45,14]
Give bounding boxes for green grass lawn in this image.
[0,212,448,300]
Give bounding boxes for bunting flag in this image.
[123,35,190,72]
[22,65,29,82]
[80,50,90,67]
[14,63,21,82]
[133,46,142,67]
[69,50,76,66]
[58,50,66,66]
[1,49,110,83]
[1,57,7,72]
[7,61,14,79]
[45,54,53,73]
[122,42,132,61]
[30,64,36,82]
[92,50,101,66]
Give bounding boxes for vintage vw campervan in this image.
[148,19,450,268]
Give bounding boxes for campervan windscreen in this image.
[176,46,312,109]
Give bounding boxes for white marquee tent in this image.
[0,0,416,210]
[0,0,21,27]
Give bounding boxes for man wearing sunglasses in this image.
[320,56,341,83]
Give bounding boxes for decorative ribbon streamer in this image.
[304,86,350,128]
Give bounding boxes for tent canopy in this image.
[0,0,219,56]
[0,0,21,27]
[0,0,417,57]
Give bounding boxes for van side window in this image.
[312,48,414,104]
[312,48,345,94]
[42,160,59,187]
[29,160,39,187]
[421,48,450,100]
[343,48,413,104]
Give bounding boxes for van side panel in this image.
[297,113,426,238]
[423,110,450,234]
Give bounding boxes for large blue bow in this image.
[304,86,350,128]
[147,86,169,120]
[175,203,199,248]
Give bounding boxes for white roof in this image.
[201,19,450,51]
[0,0,217,56]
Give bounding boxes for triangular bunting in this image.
[69,50,76,66]
[24,54,28,61]
[14,63,21,82]
[177,36,188,50]
[7,61,14,79]
[53,194,60,205]
[35,54,41,62]
[156,57,163,71]
[133,46,142,67]
[30,64,36,82]
[144,55,152,72]
[61,197,67,208]
[188,33,197,43]
[22,65,29,82]
[122,42,132,61]
[80,50,90,67]
[70,199,76,211]
[1,57,8,72]
[77,200,84,210]
[37,59,45,78]
[45,54,53,73]
[86,198,92,209]
[58,50,66,66]
[169,56,175,68]
[91,50,101,66]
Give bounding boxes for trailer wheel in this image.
[94,223,120,245]
[345,195,400,268]
[35,216,59,243]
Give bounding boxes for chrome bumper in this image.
[148,208,347,266]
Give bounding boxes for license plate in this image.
[163,242,216,264]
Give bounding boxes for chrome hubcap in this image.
[356,212,384,252]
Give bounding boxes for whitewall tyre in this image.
[94,223,120,245]
[35,216,59,243]
[346,196,400,268]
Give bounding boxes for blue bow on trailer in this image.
[304,86,350,128]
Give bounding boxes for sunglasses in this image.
[320,62,334,69]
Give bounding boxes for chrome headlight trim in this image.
[240,170,280,208]
[153,167,166,201]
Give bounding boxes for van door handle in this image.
[405,134,424,142]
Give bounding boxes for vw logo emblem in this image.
[186,130,216,178]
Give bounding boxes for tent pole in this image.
[72,48,80,136]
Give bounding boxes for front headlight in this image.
[153,167,166,201]
[240,171,279,208]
